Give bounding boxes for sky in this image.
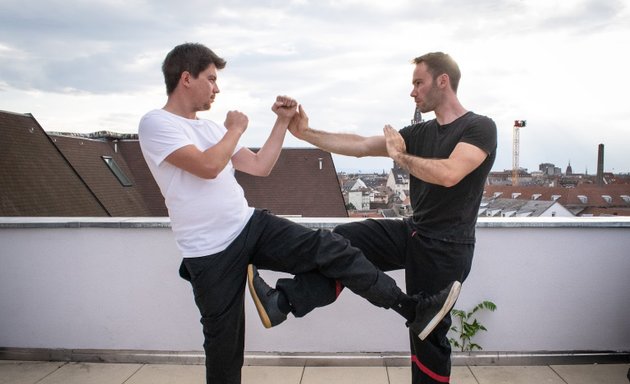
[1,0,629,174]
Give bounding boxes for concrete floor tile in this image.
[386,366,410,384]
[37,362,142,384]
[302,366,389,384]
[242,366,304,384]
[450,366,479,384]
[550,364,630,384]
[124,364,205,384]
[0,361,66,384]
[387,366,478,384]
[470,366,565,384]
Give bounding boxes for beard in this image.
[195,98,212,112]
[417,82,441,113]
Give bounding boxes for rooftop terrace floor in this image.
[2,360,629,384]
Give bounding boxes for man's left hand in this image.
[383,124,406,160]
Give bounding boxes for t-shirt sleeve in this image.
[138,112,194,167]
[398,124,416,149]
[461,115,497,155]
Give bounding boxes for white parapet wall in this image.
[0,217,629,358]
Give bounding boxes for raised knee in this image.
[332,223,351,238]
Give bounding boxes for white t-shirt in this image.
[138,109,254,257]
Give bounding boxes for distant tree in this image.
[345,203,356,210]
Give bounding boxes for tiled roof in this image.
[480,198,558,217]
[483,185,630,215]
[348,210,384,218]
[2,110,347,218]
[52,139,347,218]
[50,135,154,216]
[236,148,348,217]
[0,111,108,216]
[390,168,409,185]
[116,140,168,216]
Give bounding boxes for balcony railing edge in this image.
[1,216,630,229]
[0,347,628,367]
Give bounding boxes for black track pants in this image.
[279,218,474,384]
[178,210,404,383]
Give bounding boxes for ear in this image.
[180,71,192,88]
[438,74,449,89]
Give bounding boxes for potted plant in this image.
[449,300,497,352]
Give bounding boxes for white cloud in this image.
[0,0,629,173]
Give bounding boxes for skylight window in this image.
[102,156,132,187]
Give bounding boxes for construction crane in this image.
[512,120,526,186]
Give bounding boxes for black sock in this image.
[392,293,417,323]
[276,289,292,315]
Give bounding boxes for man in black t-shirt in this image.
[400,112,496,244]
[254,52,497,384]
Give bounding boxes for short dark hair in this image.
[162,43,227,95]
[412,52,461,92]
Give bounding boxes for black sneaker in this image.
[408,281,462,341]
[247,264,287,328]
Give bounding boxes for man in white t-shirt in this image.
[139,43,460,384]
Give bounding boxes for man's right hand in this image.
[225,110,248,134]
[288,105,309,140]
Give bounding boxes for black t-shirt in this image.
[399,111,497,244]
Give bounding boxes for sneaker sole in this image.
[418,281,462,341]
[247,264,273,329]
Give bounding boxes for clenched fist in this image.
[272,95,298,119]
[225,110,248,134]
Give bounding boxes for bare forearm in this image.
[301,128,388,158]
[201,129,243,175]
[249,117,290,176]
[166,129,244,180]
[394,153,459,187]
[289,104,387,157]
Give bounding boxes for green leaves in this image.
[449,300,497,352]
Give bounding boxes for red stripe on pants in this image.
[335,280,344,298]
[412,355,450,383]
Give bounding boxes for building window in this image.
[102,156,133,187]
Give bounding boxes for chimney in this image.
[597,144,604,185]
[318,158,323,170]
